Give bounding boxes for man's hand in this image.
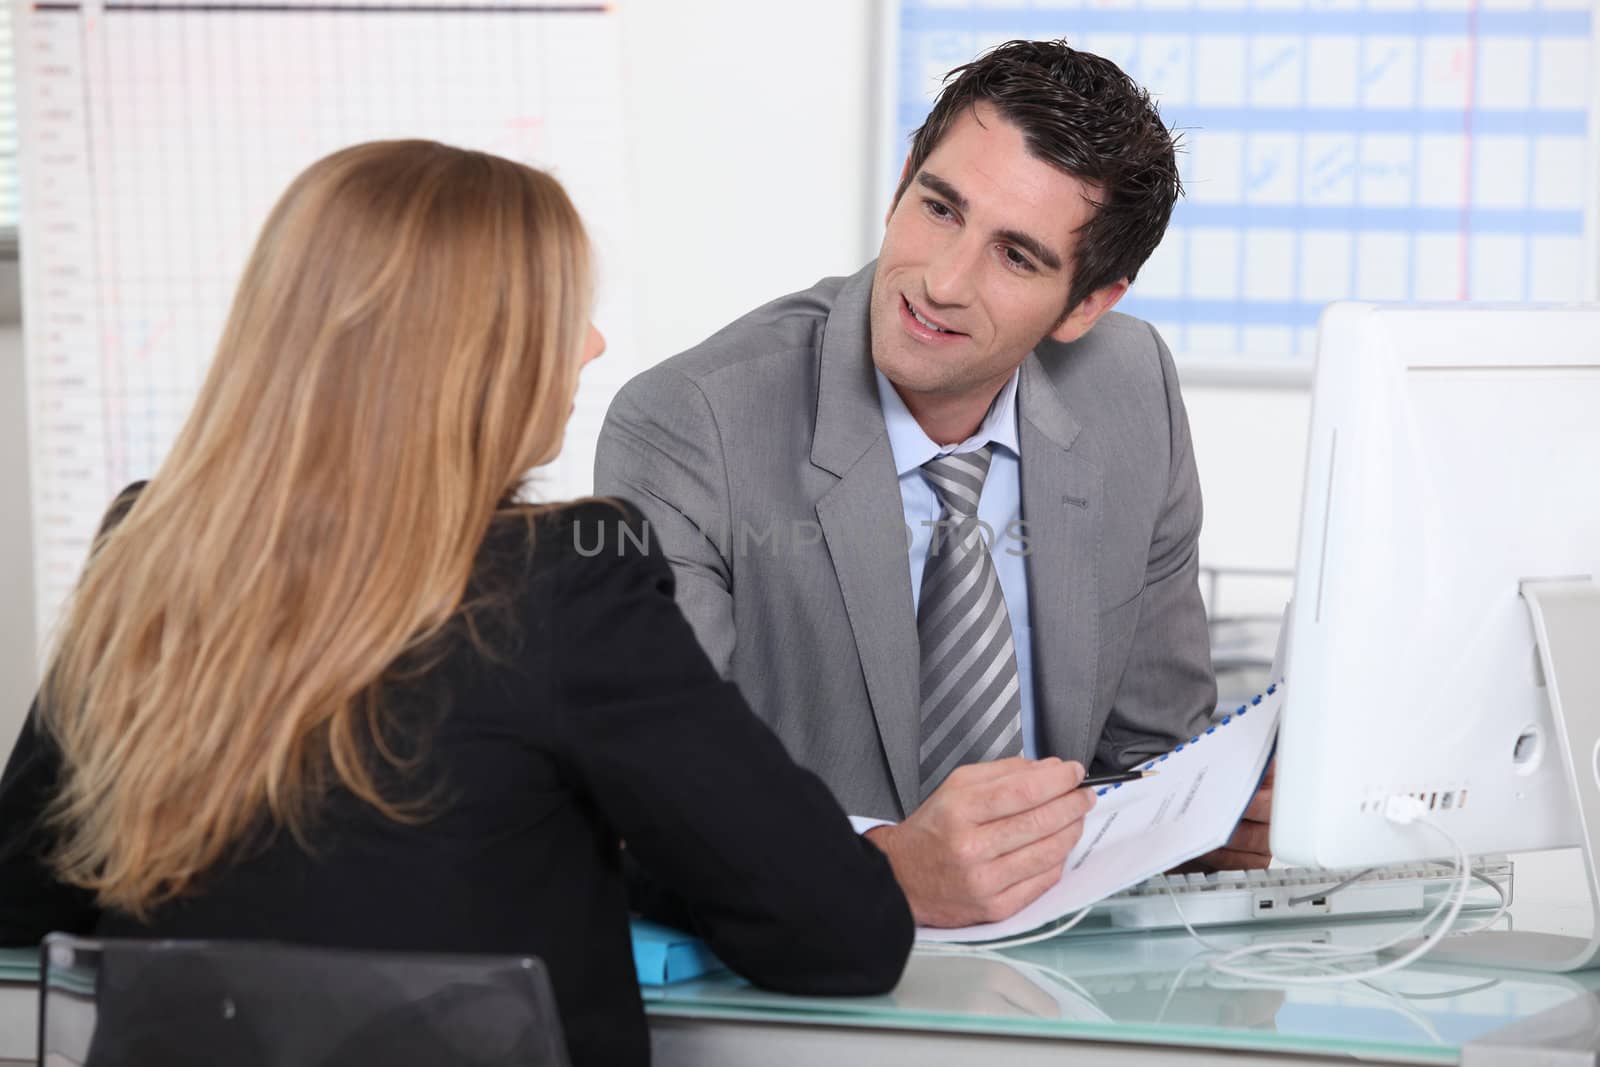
[863,757,1095,928]
[1184,759,1274,872]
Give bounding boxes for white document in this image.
[917,685,1283,943]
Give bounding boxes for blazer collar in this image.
[1016,344,1099,764]
[1017,348,1082,452]
[812,262,888,477]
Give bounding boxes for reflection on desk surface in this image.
[644,913,1600,1058]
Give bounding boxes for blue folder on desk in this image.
[629,919,725,986]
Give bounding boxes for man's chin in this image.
[873,360,953,400]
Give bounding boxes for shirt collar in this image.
[875,367,1021,478]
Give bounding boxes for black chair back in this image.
[39,934,570,1067]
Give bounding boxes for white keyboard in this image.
[1097,858,1513,931]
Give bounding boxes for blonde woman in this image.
[0,141,912,1065]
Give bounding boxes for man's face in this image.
[870,101,1119,409]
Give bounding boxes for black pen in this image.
[1080,768,1158,789]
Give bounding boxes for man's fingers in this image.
[1227,819,1272,855]
[1242,787,1273,823]
[962,758,1085,823]
[941,756,1039,789]
[982,820,1085,901]
[986,863,1067,923]
[982,786,1096,858]
[1203,847,1272,870]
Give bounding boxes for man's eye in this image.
[1003,247,1035,272]
[925,200,953,220]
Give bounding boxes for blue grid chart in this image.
[891,1,1596,367]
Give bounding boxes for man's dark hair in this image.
[894,38,1183,315]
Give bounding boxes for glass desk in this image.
[644,903,1600,1066]
[4,901,1596,1065]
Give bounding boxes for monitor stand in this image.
[1396,578,1600,972]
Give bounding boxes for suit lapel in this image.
[811,265,922,818]
[1017,355,1104,764]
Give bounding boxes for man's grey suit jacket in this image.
[594,263,1216,821]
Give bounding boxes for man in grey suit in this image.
[595,40,1272,929]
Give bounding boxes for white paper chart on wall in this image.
[16,0,635,649]
[881,0,1597,373]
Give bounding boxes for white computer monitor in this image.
[1270,302,1600,969]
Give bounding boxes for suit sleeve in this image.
[593,367,739,675]
[1093,325,1218,770]
[540,507,913,995]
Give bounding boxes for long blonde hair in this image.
[39,140,592,917]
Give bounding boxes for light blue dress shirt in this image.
[874,369,1038,759]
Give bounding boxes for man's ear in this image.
[886,154,913,227]
[1049,278,1130,345]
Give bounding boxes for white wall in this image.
[1186,382,1309,613]
[617,1,879,361]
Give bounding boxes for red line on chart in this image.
[134,317,178,364]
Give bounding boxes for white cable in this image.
[904,944,1118,1023]
[1356,985,1449,1045]
[1157,940,1466,1040]
[1452,864,1512,936]
[1156,797,1473,983]
[917,904,1096,953]
[1161,870,1451,964]
[956,948,1109,1014]
[1159,881,1241,954]
[1197,798,1475,984]
[992,954,1102,1007]
[1152,952,1213,1025]
[1285,867,1378,907]
[1202,966,1450,1044]
[921,808,1508,979]
[1159,860,1448,955]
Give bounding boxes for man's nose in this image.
[923,234,980,309]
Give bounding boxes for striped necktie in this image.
[916,445,1024,800]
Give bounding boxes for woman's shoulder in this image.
[481,496,665,588]
[530,496,647,553]
[486,496,643,555]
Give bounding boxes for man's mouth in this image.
[903,296,961,336]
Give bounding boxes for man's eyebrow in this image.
[916,171,968,213]
[915,171,1064,273]
[995,227,1063,273]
